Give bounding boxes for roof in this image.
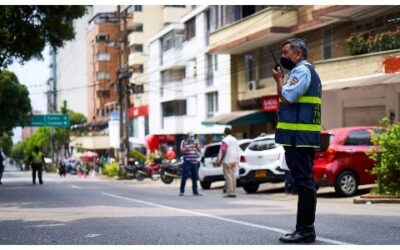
[322,73,400,91]
[202,110,275,126]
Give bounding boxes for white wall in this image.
[148,11,231,136]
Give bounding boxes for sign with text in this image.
[262,95,279,112]
[29,114,70,127]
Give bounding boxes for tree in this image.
[0,5,87,69]
[0,70,32,135]
[0,131,13,155]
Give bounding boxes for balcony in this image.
[315,49,400,83]
[129,52,146,66]
[209,7,297,54]
[162,6,189,24]
[160,47,184,69]
[128,32,145,46]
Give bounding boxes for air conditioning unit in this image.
[248,80,256,91]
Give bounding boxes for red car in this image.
[313,126,384,196]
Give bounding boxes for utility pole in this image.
[116,5,132,172]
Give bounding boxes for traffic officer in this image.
[272,38,321,243]
[30,146,45,185]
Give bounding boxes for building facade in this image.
[148,6,232,149]
[207,5,400,137]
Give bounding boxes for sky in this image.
[7,47,50,143]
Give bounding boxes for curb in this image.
[353,194,400,204]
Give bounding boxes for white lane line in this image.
[85,234,102,238]
[70,185,83,189]
[101,192,352,245]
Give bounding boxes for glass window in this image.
[96,71,110,80]
[239,142,250,151]
[245,53,255,82]
[133,24,143,32]
[206,92,218,118]
[323,26,332,59]
[344,130,373,146]
[129,44,143,53]
[184,17,196,41]
[204,145,220,158]
[248,138,277,151]
[162,100,187,117]
[95,34,109,43]
[96,53,110,61]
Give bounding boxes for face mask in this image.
[280,56,296,70]
[188,136,195,142]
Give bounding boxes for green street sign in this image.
[29,114,70,127]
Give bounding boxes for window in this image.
[316,134,335,152]
[93,13,118,24]
[96,71,110,80]
[95,34,109,43]
[161,31,173,52]
[323,26,332,60]
[129,44,143,53]
[344,130,372,146]
[96,53,110,61]
[204,145,220,158]
[162,100,187,117]
[248,139,277,151]
[161,69,185,84]
[133,24,143,32]
[132,64,143,73]
[164,5,186,8]
[245,53,255,82]
[184,17,196,41]
[127,5,142,13]
[206,92,218,118]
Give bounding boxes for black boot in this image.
[279,186,317,243]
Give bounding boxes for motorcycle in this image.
[159,159,184,184]
[134,160,160,181]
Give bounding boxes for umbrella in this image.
[80,151,99,159]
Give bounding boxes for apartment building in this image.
[125,5,192,145]
[148,6,232,149]
[206,5,400,136]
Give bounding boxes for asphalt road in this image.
[0,164,399,245]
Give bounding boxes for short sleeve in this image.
[220,142,228,152]
[282,65,311,103]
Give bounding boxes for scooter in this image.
[159,159,184,184]
[134,161,160,181]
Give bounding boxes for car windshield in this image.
[248,138,276,151]
[204,145,220,158]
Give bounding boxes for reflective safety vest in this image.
[32,151,43,165]
[275,64,321,148]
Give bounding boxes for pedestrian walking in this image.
[0,147,6,185]
[214,127,240,198]
[29,146,45,185]
[272,38,321,243]
[179,132,202,196]
[59,157,66,178]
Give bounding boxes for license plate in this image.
[255,170,267,178]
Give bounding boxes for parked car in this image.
[66,159,81,175]
[313,126,384,197]
[199,139,252,189]
[239,134,285,193]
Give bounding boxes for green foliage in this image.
[10,141,25,164]
[0,6,87,68]
[102,162,122,177]
[128,149,146,162]
[0,70,32,134]
[346,27,400,56]
[368,118,400,197]
[0,131,13,155]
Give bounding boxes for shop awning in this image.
[202,110,275,126]
[322,73,400,91]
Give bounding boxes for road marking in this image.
[85,234,102,238]
[70,185,83,189]
[102,192,352,245]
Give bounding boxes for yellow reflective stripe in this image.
[296,96,321,104]
[277,122,321,131]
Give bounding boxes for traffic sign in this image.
[28,114,70,127]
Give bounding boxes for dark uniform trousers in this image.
[32,164,43,184]
[284,146,317,233]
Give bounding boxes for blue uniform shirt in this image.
[282,60,312,103]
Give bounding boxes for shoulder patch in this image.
[289,76,298,85]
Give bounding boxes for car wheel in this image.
[334,171,358,197]
[200,181,211,190]
[243,183,259,193]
